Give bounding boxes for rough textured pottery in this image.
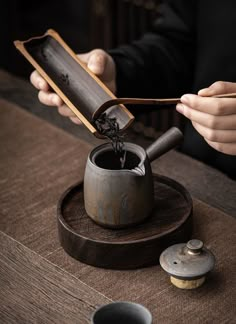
[84,127,183,228]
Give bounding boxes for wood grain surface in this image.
[0,231,111,324]
[57,175,192,269]
[0,85,236,323]
[49,199,236,324]
[0,99,91,256]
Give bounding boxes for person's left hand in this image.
[176,81,236,155]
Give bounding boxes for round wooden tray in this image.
[57,174,193,269]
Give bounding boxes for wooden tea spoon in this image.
[93,92,236,119]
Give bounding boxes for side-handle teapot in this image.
[84,127,183,228]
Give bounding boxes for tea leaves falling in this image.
[94,113,126,168]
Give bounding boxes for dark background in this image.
[1,0,92,78]
[1,0,179,132]
[1,0,159,78]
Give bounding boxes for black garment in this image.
[110,0,236,179]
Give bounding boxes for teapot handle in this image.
[146,127,183,163]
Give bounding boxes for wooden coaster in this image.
[57,174,193,269]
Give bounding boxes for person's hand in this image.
[176,81,236,155]
[30,49,116,125]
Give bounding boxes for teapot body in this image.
[84,142,154,228]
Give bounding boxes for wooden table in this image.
[0,69,236,323]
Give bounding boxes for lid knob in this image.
[186,239,204,254]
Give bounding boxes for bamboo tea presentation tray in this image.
[14,29,134,138]
[57,174,193,269]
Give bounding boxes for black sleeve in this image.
[109,0,197,98]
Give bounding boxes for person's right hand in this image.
[30,49,116,125]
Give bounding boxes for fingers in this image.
[79,49,107,77]
[69,116,82,125]
[176,103,236,130]
[38,90,63,106]
[57,105,82,124]
[88,53,107,76]
[176,92,236,155]
[205,139,236,155]
[57,105,75,117]
[31,70,64,106]
[180,94,236,116]
[78,49,116,92]
[192,122,236,143]
[198,81,236,96]
[30,70,50,91]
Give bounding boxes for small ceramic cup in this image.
[91,301,152,324]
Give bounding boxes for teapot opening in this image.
[94,149,141,170]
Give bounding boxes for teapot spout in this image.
[132,164,146,176]
[146,127,183,163]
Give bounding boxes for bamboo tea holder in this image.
[14,29,134,138]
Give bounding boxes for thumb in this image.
[85,50,107,76]
[198,81,236,96]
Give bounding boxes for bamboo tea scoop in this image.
[93,92,236,119]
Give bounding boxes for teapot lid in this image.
[159,239,215,280]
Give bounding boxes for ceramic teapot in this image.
[84,127,183,228]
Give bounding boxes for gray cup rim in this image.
[91,301,152,324]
